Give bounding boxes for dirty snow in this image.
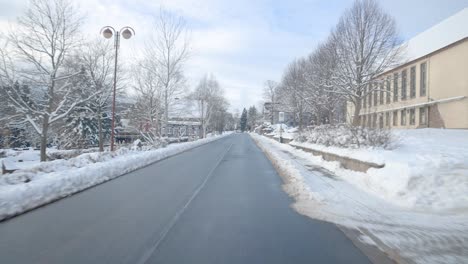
[252,133,468,264]
[290,129,468,211]
[0,134,230,221]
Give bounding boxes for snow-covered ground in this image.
[251,133,468,264]
[290,129,468,211]
[0,133,231,221]
[265,124,298,140]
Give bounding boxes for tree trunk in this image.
[352,100,361,126]
[98,109,103,152]
[40,115,49,162]
[164,88,169,137]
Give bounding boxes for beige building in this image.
[348,8,468,129]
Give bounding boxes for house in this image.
[348,8,468,129]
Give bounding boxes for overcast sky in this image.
[1,0,467,112]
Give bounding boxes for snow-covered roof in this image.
[403,8,468,62]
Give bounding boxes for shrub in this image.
[294,124,394,149]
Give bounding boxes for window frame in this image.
[410,66,416,98]
[409,108,415,125]
[401,109,406,126]
[420,62,427,97]
[393,111,398,126]
[419,107,427,125]
[393,73,398,102]
[401,69,407,100]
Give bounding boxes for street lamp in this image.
[100,26,135,151]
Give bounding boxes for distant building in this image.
[347,8,468,129]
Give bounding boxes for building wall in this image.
[351,39,468,129]
[428,40,468,128]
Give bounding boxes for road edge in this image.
[249,133,398,264]
[0,134,233,223]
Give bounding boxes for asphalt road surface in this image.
[0,133,372,264]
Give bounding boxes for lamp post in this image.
[100,26,135,151]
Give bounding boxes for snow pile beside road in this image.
[290,129,468,211]
[265,124,297,140]
[0,134,229,221]
[251,133,468,263]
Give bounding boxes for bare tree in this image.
[145,9,190,136]
[191,74,226,138]
[0,0,95,161]
[128,58,164,146]
[263,80,278,124]
[331,0,403,126]
[74,40,116,151]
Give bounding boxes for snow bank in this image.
[289,129,468,211]
[265,124,297,140]
[251,133,468,264]
[0,134,230,221]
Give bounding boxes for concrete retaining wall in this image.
[261,134,383,173]
[290,144,385,173]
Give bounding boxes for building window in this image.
[385,112,390,127]
[393,111,398,126]
[410,66,416,98]
[420,62,427,96]
[409,108,415,125]
[371,113,376,128]
[368,114,372,127]
[379,82,384,105]
[401,109,406,125]
[363,85,367,109]
[373,83,378,106]
[393,73,398,102]
[386,76,391,104]
[401,69,407,100]
[362,115,367,127]
[379,114,383,128]
[419,107,427,125]
[368,84,372,107]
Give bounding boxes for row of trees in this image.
[265,0,403,130]
[0,0,234,161]
[239,106,259,132]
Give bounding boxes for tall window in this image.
[362,115,367,127]
[368,114,372,127]
[379,82,384,105]
[401,109,406,125]
[419,107,427,125]
[373,83,378,106]
[409,108,415,125]
[420,62,427,96]
[401,69,407,100]
[363,85,367,108]
[393,73,398,102]
[410,66,416,98]
[368,84,372,107]
[385,112,390,127]
[373,113,377,128]
[386,76,391,104]
[393,111,398,126]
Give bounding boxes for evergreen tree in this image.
[247,106,258,131]
[240,108,248,132]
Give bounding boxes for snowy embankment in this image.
[251,133,468,264]
[0,134,230,221]
[265,124,297,140]
[290,129,468,211]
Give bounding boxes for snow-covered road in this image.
[252,134,468,264]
